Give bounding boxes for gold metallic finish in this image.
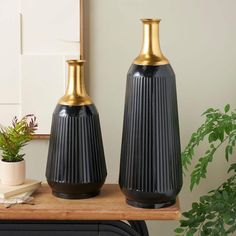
[134,18,169,66]
[59,60,92,106]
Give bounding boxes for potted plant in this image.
[175,105,236,236]
[0,115,37,186]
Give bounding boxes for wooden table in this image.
[0,184,181,236]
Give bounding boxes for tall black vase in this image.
[119,19,183,209]
[46,60,107,199]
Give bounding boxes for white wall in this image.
[8,0,236,235]
[0,0,80,133]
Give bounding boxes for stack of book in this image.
[0,179,41,206]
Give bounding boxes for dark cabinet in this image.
[0,221,146,236]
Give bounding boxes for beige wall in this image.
[23,0,236,235]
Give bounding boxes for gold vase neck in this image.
[133,19,169,66]
[59,60,92,106]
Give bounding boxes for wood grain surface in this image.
[0,184,181,220]
[32,134,50,139]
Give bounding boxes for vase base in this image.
[47,180,105,200]
[126,199,176,209]
[52,190,100,199]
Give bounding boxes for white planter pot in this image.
[0,159,25,186]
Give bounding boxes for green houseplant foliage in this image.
[175,105,236,236]
[0,115,37,162]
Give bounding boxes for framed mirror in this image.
[0,0,82,138]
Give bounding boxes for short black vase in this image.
[119,19,183,209]
[46,60,107,199]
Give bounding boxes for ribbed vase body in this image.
[119,64,182,208]
[46,104,107,199]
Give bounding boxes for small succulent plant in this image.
[0,115,38,162]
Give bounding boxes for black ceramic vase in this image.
[46,60,107,199]
[119,19,183,208]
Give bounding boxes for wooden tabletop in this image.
[0,184,180,221]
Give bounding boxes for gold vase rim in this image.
[67,59,86,64]
[134,18,168,66]
[59,59,92,106]
[141,18,161,23]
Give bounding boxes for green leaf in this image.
[228,163,236,173]
[222,190,229,200]
[205,221,215,227]
[182,212,192,218]
[192,202,199,211]
[218,127,224,142]
[180,220,189,227]
[202,108,215,116]
[174,228,185,233]
[200,231,206,236]
[225,146,230,161]
[208,132,217,143]
[190,179,195,191]
[206,213,215,220]
[186,231,194,236]
[225,123,232,135]
[224,104,230,113]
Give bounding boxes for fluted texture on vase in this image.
[119,64,182,208]
[46,104,107,199]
